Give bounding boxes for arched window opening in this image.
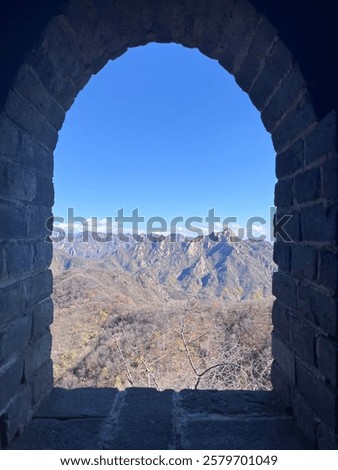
[52,43,276,391]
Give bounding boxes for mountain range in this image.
[53,230,275,303]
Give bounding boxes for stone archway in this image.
[0,0,337,449]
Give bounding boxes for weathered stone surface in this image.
[317,422,338,450]
[0,160,36,202]
[11,418,104,450]
[294,167,321,203]
[291,245,317,281]
[300,204,337,243]
[322,156,338,201]
[318,249,338,294]
[0,280,25,329]
[261,64,306,132]
[180,416,312,450]
[304,111,336,164]
[295,360,338,433]
[23,269,53,307]
[289,315,316,366]
[271,361,293,409]
[273,242,291,273]
[250,39,293,111]
[5,90,58,151]
[272,95,317,153]
[235,18,277,92]
[30,359,53,407]
[272,272,297,310]
[12,388,315,450]
[275,209,301,242]
[0,114,54,176]
[4,386,32,443]
[298,282,338,335]
[0,202,26,240]
[292,390,317,445]
[0,315,32,364]
[0,0,337,451]
[0,359,24,411]
[36,388,119,418]
[272,333,295,384]
[2,241,34,278]
[14,63,65,131]
[24,332,52,381]
[317,335,338,387]
[178,389,280,417]
[272,300,290,341]
[275,139,303,179]
[31,298,53,339]
[103,388,175,450]
[274,177,293,208]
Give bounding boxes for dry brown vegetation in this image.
[52,286,273,391]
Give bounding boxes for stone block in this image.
[291,245,317,281]
[316,422,338,450]
[296,360,337,432]
[317,335,338,387]
[30,359,53,407]
[318,249,338,293]
[33,239,53,273]
[298,282,338,335]
[274,209,301,243]
[180,415,312,450]
[294,167,321,203]
[0,202,26,239]
[304,111,336,164]
[272,300,290,341]
[273,242,291,273]
[0,114,54,176]
[24,270,53,307]
[292,390,317,445]
[274,177,293,208]
[261,64,306,132]
[0,359,24,412]
[178,389,279,417]
[0,315,32,364]
[0,160,36,202]
[235,18,277,92]
[271,361,292,409]
[4,386,32,443]
[5,90,58,151]
[272,95,317,153]
[2,241,34,278]
[322,156,338,201]
[276,139,303,179]
[34,173,54,206]
[300,204,337,243]
[103,388,174,450]
[36,387,119,418]
[250,39,293,111]
[24,331,52,381]
[25,204,52,239]
[289,315,316,366]
[0,281,25,329]
[11,417,103,450]
[272,271,297,310]
[272,332,295,384]
[31,298,53,339]
[14,64,65,131]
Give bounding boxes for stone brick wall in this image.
[271,110,338,448]
[0,0,337,449]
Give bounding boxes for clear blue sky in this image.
[53,43,275,236]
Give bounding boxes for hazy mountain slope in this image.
[54,231,275,301]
